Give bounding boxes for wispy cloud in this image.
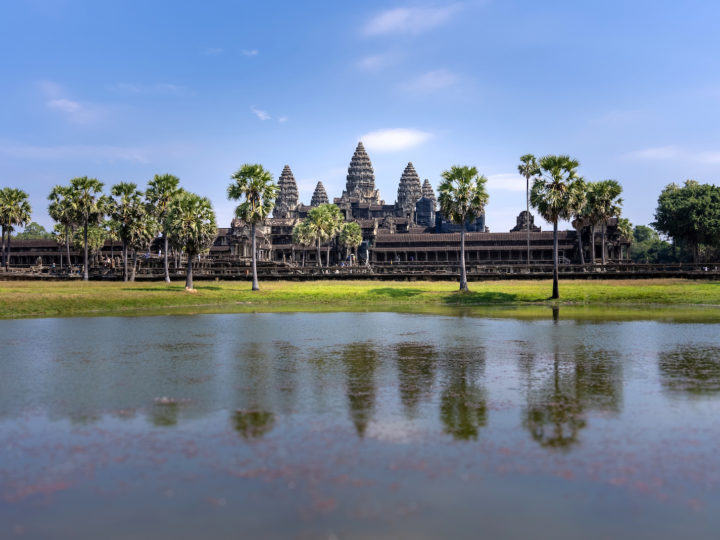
[364,5,461,36]
[357,53,395,71]
[486,173,527,193]
[626,146,720,164]
[204,47,224,55]
[241,49,259,56]
[360,128,432,152]
[39,81,104,124]
[0,142,149,163]
[111,82,191,96]
[277,116,288,123]
[403,69,459,93]
[251,106,271,121]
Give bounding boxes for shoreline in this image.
[2,279,720,320]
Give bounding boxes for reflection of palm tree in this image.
[395,343,436,419]
[232,409,275,440]
[439,347,487,441]
[343,343,378,438]
[659,346,720,395]
[152,402,180,427]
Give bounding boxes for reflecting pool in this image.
[1,311,719,539]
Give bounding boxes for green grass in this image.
[1,278,720,320]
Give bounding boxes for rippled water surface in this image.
[1,311,720,539]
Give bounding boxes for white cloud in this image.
[360,128,432,152]
[626,146,720,164]
[241,49,259,56]
[486,173,528,193]
[204,47,224,55]
[39,80,104,124]
[251,106,271,121]
[404,69,459,92]
[357,53,395,70]
[277,116,288,123]
[47,98,82,114]
[0,142,149,163]
[364,5,461,35]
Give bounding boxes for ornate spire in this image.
[310,181,329,206]
[396,162,423,216]
[422,179,436,202]
[273,165,299,218]
[345,142,376,196]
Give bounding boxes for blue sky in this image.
[2,0,719,232]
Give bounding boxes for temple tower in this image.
[340,142,381,205]
[273,165,299,218]
[422,179,436,207]
[395,162,423,218]
[310,181,329,206]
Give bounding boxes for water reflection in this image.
[342,342,379,437]
[395,342,436,418]
[439,345,487,441]
[659,346,720,395]
[232,409,275,440]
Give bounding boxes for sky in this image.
[2,0,720,233]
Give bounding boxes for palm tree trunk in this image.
[601,223,607,266]
[1,227,5,270]
[590,224,596,266]
[326,244,331,267]
[65,225,71,270]
[577,226,585,266]
[526,176,530,267]
[251,222,259,291]
[316,238,321,268]
[459,228,468,291]
[83,220,89,281]
[131,250,137,282]
[186,253,194,289]
[123,242,128,282]
[552,221,559,299]
[5,232,11,270]
[163,233,170,283]
[302,249,305,267]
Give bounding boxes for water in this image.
[1,311,719,539]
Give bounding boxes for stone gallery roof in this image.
[375,231,576,243]
[310,181,329,206]
[396,162,423,215]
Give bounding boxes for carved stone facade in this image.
[509,210,541,232]
[310,181,329,207]
[273,165,299,218]
[421,179,436,205]
[395,162,423,219]
[337,142,382,207]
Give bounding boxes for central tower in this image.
[340,142,381,205]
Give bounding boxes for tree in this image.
[292,220,314,267]
[306,203,343,267]
[568,178,588,266]
[339,221,363,264]
[48,185,77,270]
[438,166,489,291]
[166,191,217,290]
[69,177,106,280]
[227,164,278,290]
[72,223,107,267]
[0,188,32,270]
[14,222,53,240]
[146,174,181,283]
[653,180,720,262]
[586,180,623,265]
[531,155,582,299]
[615,218,633,260]
[518,154,540,266]
[630,225,686,263]
[127,212,159,281]
[110,182,145,281]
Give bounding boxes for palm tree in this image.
[48,185,77,270]
[518,154,540,266]
[166,191,217,290]
[69,177,106,280]
[588,180,623,266]
[568,178,589,266]
[227,164,278,291]
[110,182,145,281]
[0,188,32,270]
[438,166,489,292]
[146,174,181,283]
[615,217,633,260]
[127,212,159,281]
[292,220,314,267]
[303,209,324,267]
[530,155,582,299]
[339,221,363,264]
[315,204,344,267]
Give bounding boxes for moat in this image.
[1,311,719,539]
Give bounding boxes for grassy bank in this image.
[1,279,720,319]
